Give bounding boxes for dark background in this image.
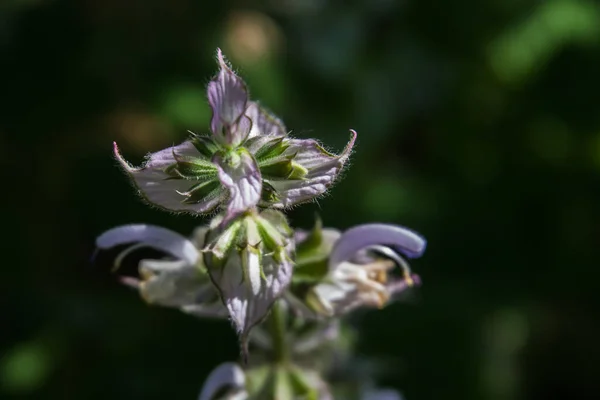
[2,0,600,399]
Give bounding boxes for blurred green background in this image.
[2,0,600,399]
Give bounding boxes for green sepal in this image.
[170,159,217,180]
[292,259,329,283]
[261,181,280,203]
[181,179,221,204]
[190,133,221,159]
[259,155,295,179]
[293,217,333,283]
[253,136,289,161]
[295,217,324,261]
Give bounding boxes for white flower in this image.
[303,223,427,317]
[95,224,226,318]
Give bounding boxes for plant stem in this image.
[268,300,289,364]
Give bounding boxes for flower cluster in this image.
[95,49,426,400]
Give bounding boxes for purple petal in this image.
[207,49,249,146]
[95,224,199,265]
[266,130,356,207]
[214,149,262,219]
[329,223,427,269]
[114,141,224,214]
[208,250,293,355]
[245,101,287,139]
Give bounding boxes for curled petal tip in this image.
[329,223,427,269]
[341,129,358,160]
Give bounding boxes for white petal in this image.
[138,259,214,307]
[198,362,247,400]
[95,224,199,265]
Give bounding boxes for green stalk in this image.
[268,300,289,364]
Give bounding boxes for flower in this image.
[95,224,226,318]
[295,223,427,317]
[114,49,356,219]
[201,210,294,353]
[198,362,248,400]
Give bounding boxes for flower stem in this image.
[268,300,289,364]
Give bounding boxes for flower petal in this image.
[138,259,215,307]
[245,101,287,140]
[329,223,427,269]
[208,49,249,146]
[114,141,224,214]
[214,149,262,220]
[209,249,293,346]
[95,224,199,265]
[264,130,357,207]
[198,362,247,400]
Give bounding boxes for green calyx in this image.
[292,217,337,283]
[203,210,292,270]
[253,136,308,180]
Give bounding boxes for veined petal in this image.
[208,49,249,146]
[214,149,262,219]
[208,250,293,346]
[245,101,287,140]
[198,362,247,400]
[329,223,427,268]
[264,130,357,208]
[114,141,225,214]
[95,224,199,265]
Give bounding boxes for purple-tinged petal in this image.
[329,223,427,269]
[208,249,293,356]
[245,101,287,140]
[204,212,293,357]
[95,224,199,265]
[264,130,357,208]
[198,362,247,400]
[214,149,262,219]
[114,141,224,214]
[207,49,249,146]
